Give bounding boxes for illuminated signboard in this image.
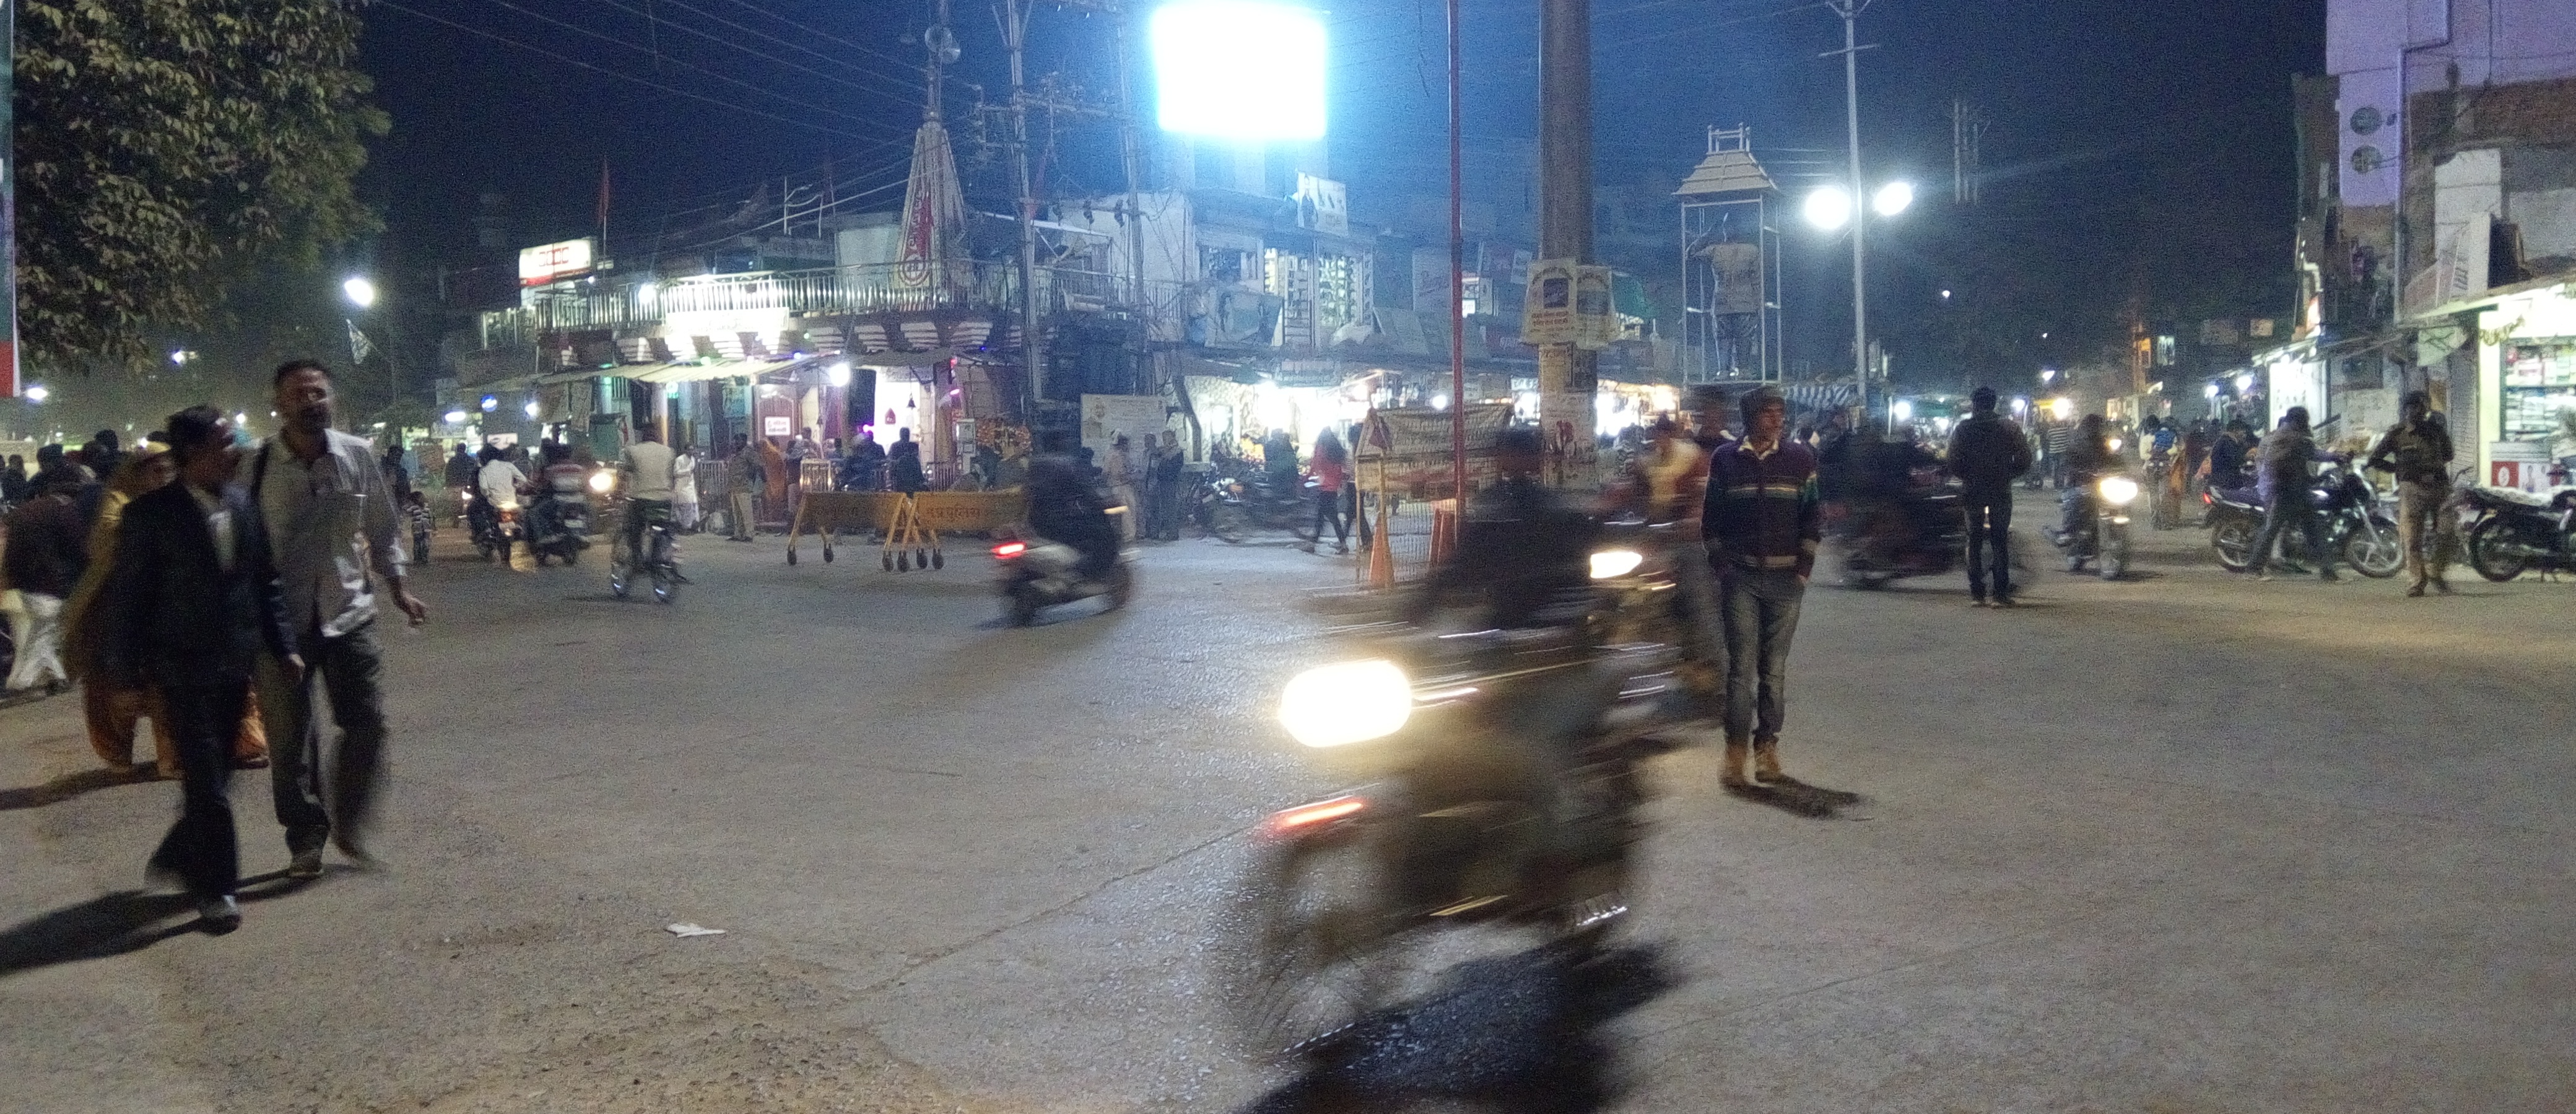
[518,238,596,287]
[1151,1,1325,141]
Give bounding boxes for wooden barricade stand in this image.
[785,489,1030,571]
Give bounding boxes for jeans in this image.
[149,682,251,900]
[1307,485,1349,548]
[260,622,389,855]
[2398,479,2454,585]
[2250,491,2332,576]
[6,591,64,690]
[1964,494,2012,600]
[1720,568,1806,742]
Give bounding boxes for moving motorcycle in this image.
[1832,485,1969,588]
[2458,484,2576,581]
[2047,472,2139,579]
[463,487,522,564]
[526,469,607,567]
[992,529,1136,625]
[2204,463,2403,577]
[607,498,682,603]
[1217,529,1691,1060]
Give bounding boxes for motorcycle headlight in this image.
[588,469,616,494]
[1278,659,1411,748]
[2097,476,2140,506]
[1588,549,1644,579]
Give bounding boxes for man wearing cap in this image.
[1701,388,1822,788]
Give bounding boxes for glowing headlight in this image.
[1278,659,1412,749]
[2108,437,2124,452]
[1589,549,1644,579]
[2097,476,2140,506]
[588,469,616,494]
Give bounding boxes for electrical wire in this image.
[584,0,926,102]
[372,0,889,141]
[469,0,909,134]
[689,0,934,77]
[641,0,926,95]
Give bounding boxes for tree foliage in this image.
[14,0,386,370]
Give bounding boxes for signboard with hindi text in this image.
[1354,404,1515,498]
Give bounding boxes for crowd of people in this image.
[0,360,427,934]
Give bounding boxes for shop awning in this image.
[630,359,772,384]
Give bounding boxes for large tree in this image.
[14,0,384,371]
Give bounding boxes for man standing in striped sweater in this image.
[1701,388,1823,789]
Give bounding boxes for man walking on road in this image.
[251,360,430,876]
[2366,391,2456,596]
[1947,386,2033,607]
[102,407,300,933]
[2250,406,2338,583]
[1703,388,1822,789]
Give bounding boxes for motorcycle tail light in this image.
[993,541,1027,559]
[1260,795,1366,840]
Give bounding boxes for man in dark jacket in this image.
[1704,388,1822,788]
[99,407,300,934]
[2366,390,2456,595]
[2251,406,2338,581]
[1946,386,2034,606]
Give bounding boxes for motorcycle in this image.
[1216,529,1692,1061]
[2145,451,2183,529]
[608,498,682,604]
[2457,484,2576,581]
[463,487,523,564]
[993,529,1136,625]
[526,469,608,567]
[2203,463,2403,578]
[1207,474,1310,542]
[2047,472,2139,579]
[1832,485,1969,588]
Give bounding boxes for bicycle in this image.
[609,500,680,604]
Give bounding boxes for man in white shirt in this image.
[249,360,429,875]
[619,423,678,568]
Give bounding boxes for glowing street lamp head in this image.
[342,277,378,308]
[1802,185,1853,230]
[825,361,853,388]
[1152,1,1325,141]
[1873,181,1915,217]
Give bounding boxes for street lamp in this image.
[1803,186,1852,231]
[1872,181,1914,217]
[342,277,378,309]
[24,385,48,403]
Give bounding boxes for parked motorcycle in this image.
[2457,484,2576,581]
[1216,533,1692,1061]
[993,530,1136,625]
[2047,472,2139,579]
[2203,463,2403,578]
[1207,474,1310,542]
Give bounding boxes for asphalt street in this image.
[4,489,2572,1113]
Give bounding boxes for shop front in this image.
[2411,279,2576,492]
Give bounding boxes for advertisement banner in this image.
[1573,265,1616,350]
[1081,393,1166,459]
[1522,258,1576,346]
[1354,404,1515,498]
[1293,173,1348,237]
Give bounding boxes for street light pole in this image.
[1828,0,1869,421]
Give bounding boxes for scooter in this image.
[2047,472,2139,580]
[993,528,1136,625]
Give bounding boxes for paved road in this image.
[4,492,2571,1113]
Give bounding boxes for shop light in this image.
[826,361,853,388]
[23,385,48,403]
[1151,1,1326,141]
[523,401,541,419]
[2235,373,2256,393]
[480,395,498,412]
[2204,383,2220,399]
[444,410,469,424]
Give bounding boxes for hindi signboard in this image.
[1354,404,1516,499]
[1521,259,1576,346]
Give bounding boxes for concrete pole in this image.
[1837,0,1869,422]
[1003,0,1046,422]
[1538,0,1595,485]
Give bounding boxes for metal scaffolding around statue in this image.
[1675,126,1785,385]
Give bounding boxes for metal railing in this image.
[476,262,1198,350]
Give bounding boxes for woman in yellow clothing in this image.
[63,445,270,777]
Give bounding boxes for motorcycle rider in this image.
[1946,387,2033,606]
[526,441,586,552]
[2058,414,2115,543]
[1025,430,1120,579]
[619,422,678,573]
[2250,406,2339,582]
[2365,390,2456,596]
[474,445,528,563]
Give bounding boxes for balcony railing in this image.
[477,261,1193,351]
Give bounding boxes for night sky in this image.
[360,0,2326,386]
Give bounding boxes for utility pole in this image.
[1001,0,1046,422]
[1537,0,1594,485]
[1951,98,1987,204]
[1826,0,1871,420]
[1110,7,1146,314]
